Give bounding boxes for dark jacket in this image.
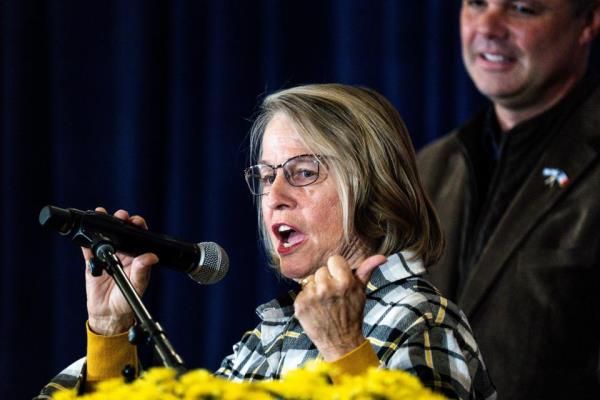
[417,84,600,399]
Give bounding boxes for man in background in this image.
[417,0,600,398]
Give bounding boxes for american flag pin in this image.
[542,167,570,188]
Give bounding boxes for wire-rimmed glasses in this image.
[244,154,322,196]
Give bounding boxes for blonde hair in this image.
[249,83,444,267]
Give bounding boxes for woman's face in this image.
[260,113,344,279]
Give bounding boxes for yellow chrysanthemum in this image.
[51,362,447,400]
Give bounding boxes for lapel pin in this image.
[542,167,570,188]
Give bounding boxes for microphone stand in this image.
[73,227,187,378]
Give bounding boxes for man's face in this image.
[461,0,591,110]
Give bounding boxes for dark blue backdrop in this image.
[2,1,597,398]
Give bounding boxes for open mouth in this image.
[273,224,306,251]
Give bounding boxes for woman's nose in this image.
[265,171,296,210]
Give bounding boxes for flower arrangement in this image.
[52,361,447,399]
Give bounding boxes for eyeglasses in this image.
[244,154,323,196]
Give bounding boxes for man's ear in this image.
[580,4,600,45]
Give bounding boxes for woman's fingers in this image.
[294,254,375,361]
[326,255,353,286]
[129,253,158,295]
[113,209,130,221]
[306,254,387,290]
[129,215,148,229]
[81,247,93,262]
[354,255,387,285]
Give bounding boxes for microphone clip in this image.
[73,227,117,278]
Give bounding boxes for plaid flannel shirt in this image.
[36,252,496,400]
[215,252,496,400]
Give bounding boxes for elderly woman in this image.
[39,84,496,400]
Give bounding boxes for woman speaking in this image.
[40,84,496,400]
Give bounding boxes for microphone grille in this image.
[188,242,229,284]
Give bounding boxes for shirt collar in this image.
[365,251,425,294]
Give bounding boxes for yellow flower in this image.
[51,362,447,400]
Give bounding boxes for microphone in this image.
[38,205,229,284]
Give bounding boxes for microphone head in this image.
[189,242,229,284]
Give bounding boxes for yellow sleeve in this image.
[326,340,380,383]
[86,321,138,384]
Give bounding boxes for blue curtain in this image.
[2,1,598,398]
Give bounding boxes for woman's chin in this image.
[279,262,314,281]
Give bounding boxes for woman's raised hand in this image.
[83,207,159,336]
[293,254,386,361]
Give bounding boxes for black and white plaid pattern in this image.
[36,252,496,400]
[216,252,496,400]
